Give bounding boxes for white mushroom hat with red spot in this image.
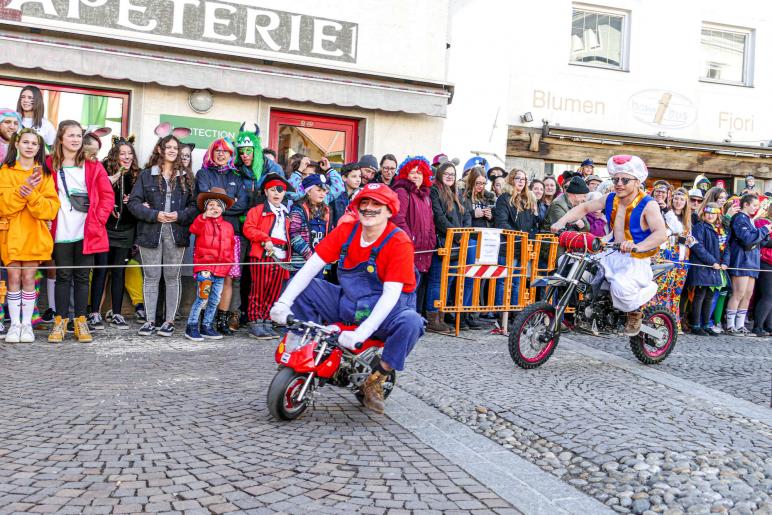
[607,154,648,183]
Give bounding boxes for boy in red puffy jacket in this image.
[185,187,235,341]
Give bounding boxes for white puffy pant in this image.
[600,250,657,313]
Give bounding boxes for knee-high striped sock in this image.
[735,310,747,330]
[7,291,21,326]
[726,310,737,330]
[21,290,36,325]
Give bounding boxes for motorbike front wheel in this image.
[629,307,677,365]
[267,367,313,421]
[509,302,560,369]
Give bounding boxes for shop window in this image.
[269,110,359,173]
[700,24,754,86]
[570,5,629,71]
[0,78,130,157]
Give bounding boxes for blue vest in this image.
[605,191,657,258]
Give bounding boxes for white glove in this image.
[270,302,293,325]
[337,330,364,350]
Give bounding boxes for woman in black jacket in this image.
[426,162,474,333]
[89,138,140,330]
[494,169,539,306]
[128,135,198,337]
[688,203,729,335]
[461,167,494,228]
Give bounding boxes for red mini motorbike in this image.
[267,317,396,420]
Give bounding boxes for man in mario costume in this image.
[271,182,424,414]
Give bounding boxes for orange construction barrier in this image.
[434,228,558,335]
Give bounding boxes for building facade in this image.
[442,0,772,192]
[0,0,453,168]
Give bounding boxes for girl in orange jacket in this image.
[0,128,60,343]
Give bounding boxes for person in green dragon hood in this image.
[235,122,265,211]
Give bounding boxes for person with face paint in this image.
[0,108,21,163]
[179,143,195,176]
[552,155,668,336]
[289,174,333,273]
[271,183,424,414]
[184,188,236,341]
[243,172,293,339]
[16,86,56,147]
[0,129,60,342]
[234,123,264,210]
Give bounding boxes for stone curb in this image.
[386,388,616,515]
[561,339,772,427]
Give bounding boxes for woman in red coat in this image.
[391,156,434,316]
[45,120,114,344]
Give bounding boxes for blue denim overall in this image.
[292,223,425,370]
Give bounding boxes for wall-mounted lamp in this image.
[520,112,534,123]
[189,89,214,114]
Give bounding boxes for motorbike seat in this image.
[652,262,675,279]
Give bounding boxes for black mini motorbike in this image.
[509,231,677,369]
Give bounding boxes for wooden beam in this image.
[506,135,772,179]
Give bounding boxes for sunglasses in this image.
[611,177,633,185]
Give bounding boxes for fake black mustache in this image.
[358,208,383,216]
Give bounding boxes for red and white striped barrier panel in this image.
[464,265,508,278]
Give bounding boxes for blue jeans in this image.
[495,255,521,307]
[187,275,225,327]
[426,244,476,313]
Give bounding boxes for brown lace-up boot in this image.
[360,371,388,414]
[625,310,644,336]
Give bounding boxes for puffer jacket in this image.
[494,192,540,258]
[728,212,770,278]
[189,214,235,277]
[391,178,435,273]
[689,220,729,287]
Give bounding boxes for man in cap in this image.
[579,158,594,178]
[358,154,380,186]
[585,174,602,192]
[742,174,759,195]
[271,183,424,414]
[688,189,704,224]
[0,108,21,162]
[541,176,590,234]
[551,155,667,336]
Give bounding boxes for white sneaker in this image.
[20,323,34,343]
[6,323,22,343]
[708,325,722,335]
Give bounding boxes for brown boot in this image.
[360,371,388,414]
[625,310,644,336]
[426,312,451,334]
[228,311,240,331]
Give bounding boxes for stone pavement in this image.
[0,326,769,514]
[0,331,518,514]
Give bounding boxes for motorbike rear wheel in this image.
[267,367,313,421]
[509,302,560,369]
[355,370,397,405]
[629,307,677,365]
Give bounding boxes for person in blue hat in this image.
[462,156,490,175]
[579,158,594,178]
[289,174,333,273]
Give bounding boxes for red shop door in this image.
[269,110,359,171]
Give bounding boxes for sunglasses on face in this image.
[611,177,633,185]
[690,198,701,202]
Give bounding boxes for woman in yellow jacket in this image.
[0,128,60,343]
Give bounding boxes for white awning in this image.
[0,32,451,117]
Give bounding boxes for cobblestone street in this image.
[0,326,769,514]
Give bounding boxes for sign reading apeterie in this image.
[2,0,358,64]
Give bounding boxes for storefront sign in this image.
[160,114,240,149]
[628,90,697,129]
[3,0,358,63]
